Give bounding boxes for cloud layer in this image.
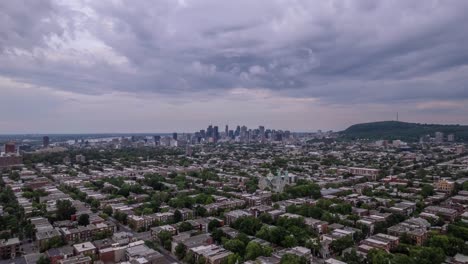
[1,0,468,133]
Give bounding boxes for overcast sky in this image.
[1,0,468,133]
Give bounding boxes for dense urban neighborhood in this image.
[0,127,468,264]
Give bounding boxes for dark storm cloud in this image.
[0,0,64,51]
[1,0,468,106]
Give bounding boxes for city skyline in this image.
[0,123,305,136]
[1,1,468,133]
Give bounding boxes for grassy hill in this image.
[340,121,468,142]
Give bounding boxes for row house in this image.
[60,222,116,243]
[185,217,223,233]
[435,179,455,193]
[31,217,62,250]
[58,255,92,264]
[451,195,468,205]
[348,167,379,180]
[0,238,20,259]
[275,197,316,211]
[230,191,272,207]
[249,205,274,218]
[424,206,459,222]
[177,208,194,221]
[46,245,74,264]
[190,244,233,264]
[304,217,328,234]
[151,225,177,240]
[203,198,245,214]
[224,210,252,225]
[387,218,430,245]
[359,233,399,253]
[388,201,416,216]
[128,212,175,231]
[171,233,213,255]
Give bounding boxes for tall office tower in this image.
[276,133,283,141]
[214,126,219,141]
[259,126,265,140]
[153,135,161,145]
[43,136,50,148]
[207,125,213,139]
[240,125,247,138]
[447,134,455,142]
[234,126,240,137]
[228,130,234,139]
[200,130,206,139]
[172,132,178,140]
[225,125,228,137]
[4,142,16,153]
[435,132,444,143]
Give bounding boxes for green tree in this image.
[114,211,128,225]
[223,239,246,256]
[232,216,263,236]
[211,228,226,243]
[410,246,445,264]
[103,206,113,216]
[175,243,187,260]
[463,181,468,191]
[78,214,90,226]
[157,231,173,250]
[280,253,307,264]
[195,206,207,217]
[208,219,221,232]
[305,238,321,257]
[330,236,354,254]
[367,249,393,264]
[245,241,263,260]
[174,209,183,223]
[56,200,76,221]
[179,222,193,232]
[259,213,274,224]
[37,255,51,264]
[225,253,242,264]
[426,234,465,256]
[342,249,365,264]
[282,235,298,248]
[183,251,195,264]
[421,184,435,198]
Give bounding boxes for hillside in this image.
[341,121,468,142]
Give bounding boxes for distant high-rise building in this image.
[259,126,265,140]
[76,154,86,163]
[225,125,228,137]
[4,142,16,153]
[435,132,444,143]
[172,132,178,140]
[153,135,161,146]
[43,136,50,148]
[447,134,455,142]
[240,125,247,138]
[235,126,240,137]
[207,125,213,139]
[214,126,219,141]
